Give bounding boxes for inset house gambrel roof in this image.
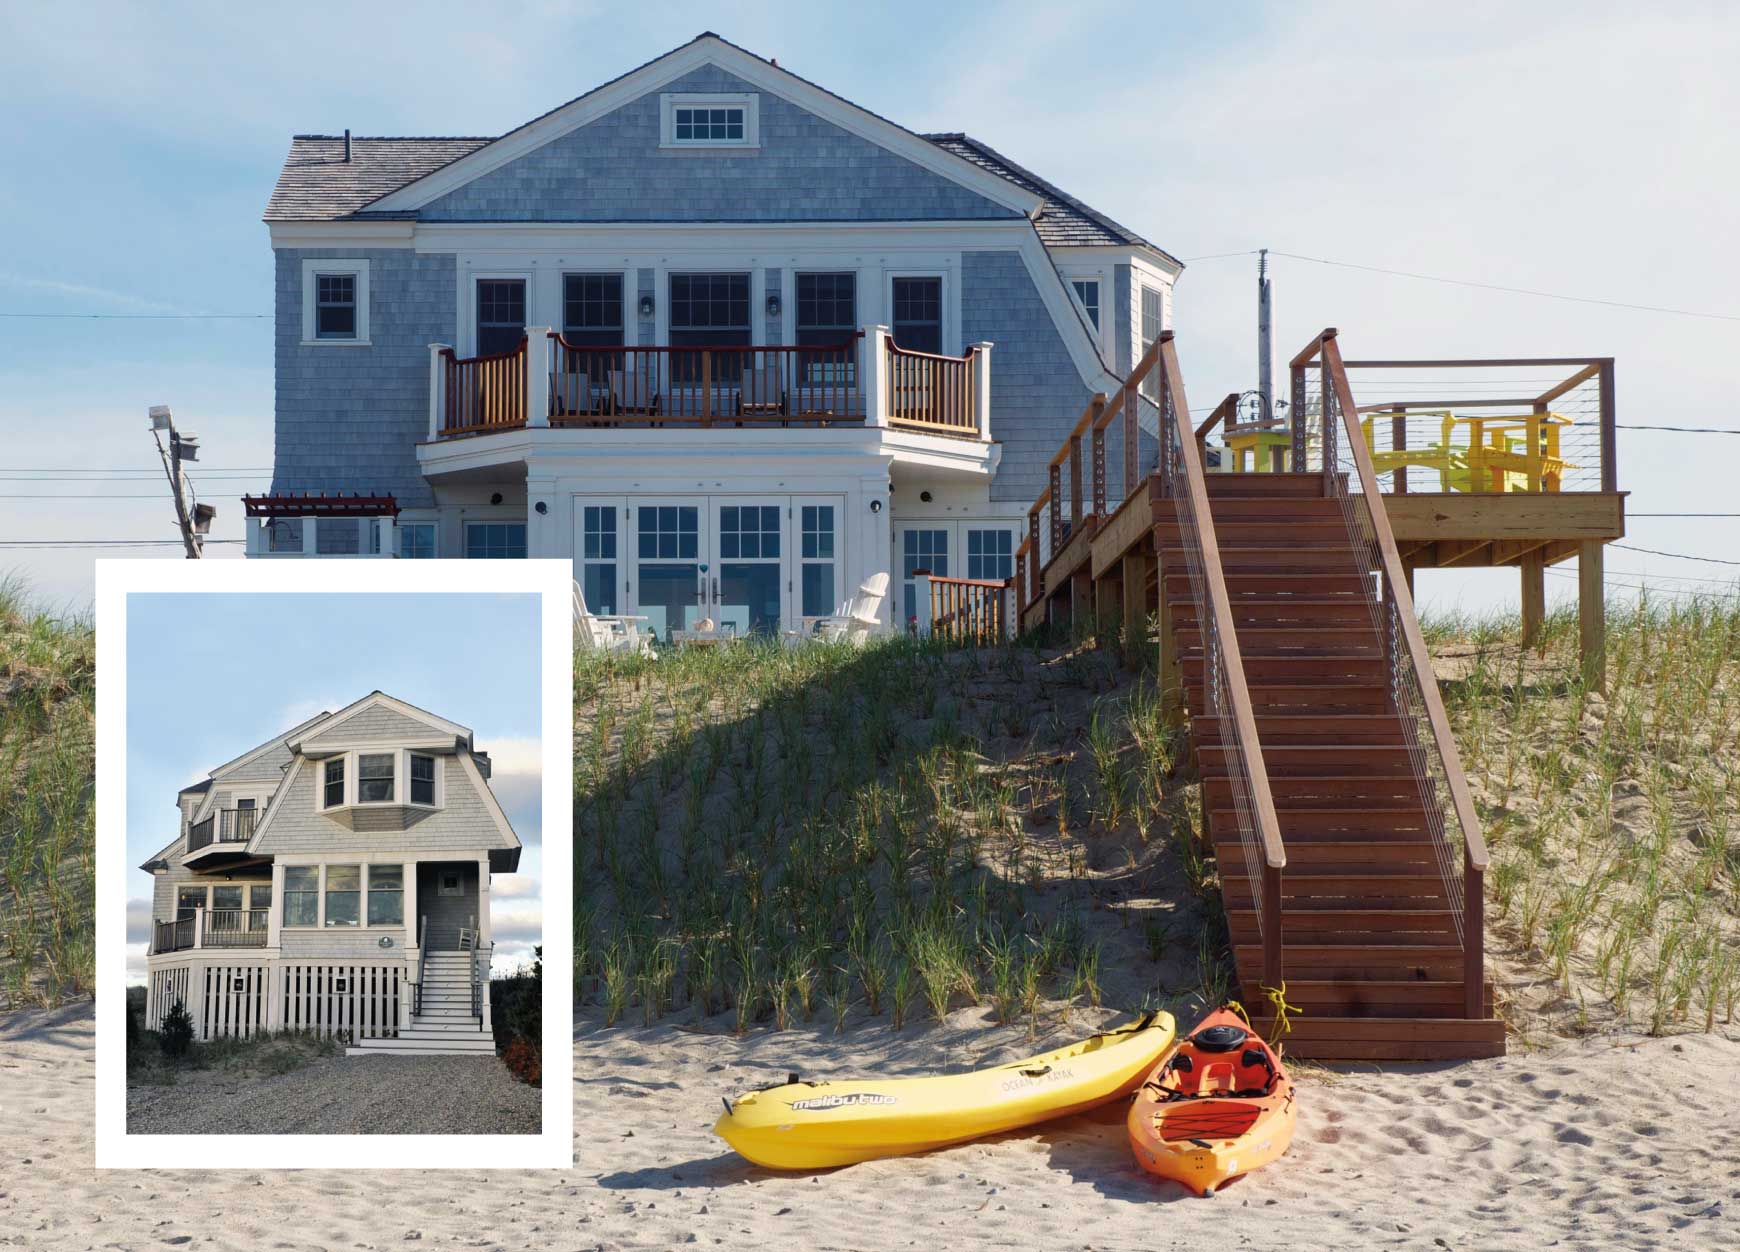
[923,133,1180,265]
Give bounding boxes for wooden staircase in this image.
[1157,472,1503,1059]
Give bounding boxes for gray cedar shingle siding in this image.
[253,756,512,857]
[962,250,1094,505]
[271,247,455,506]
[221,740,297,784]
[302,706,447,748]
[415,68,1019,224]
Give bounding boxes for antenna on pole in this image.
[1257,248,1273,425]
[148,405,210,558]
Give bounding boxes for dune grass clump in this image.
[576,629,1213,1038]
[0,578,95,1008]
[1431,592,1740,1038]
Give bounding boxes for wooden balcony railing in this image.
[186,807,260,854]
[912,571,1013,644]
[151,908,269,954]
[428,327,993,443]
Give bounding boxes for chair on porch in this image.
[735,361,787,423]
[551,370,594,420]
[573,581,656,657]
[786,572,890,647]
[608,366,661,418]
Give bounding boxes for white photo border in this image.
[94,558,575,1169]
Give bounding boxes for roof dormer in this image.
[309,744,449,831]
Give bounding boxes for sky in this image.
[2,1,1738,614]
[124,591,543,982]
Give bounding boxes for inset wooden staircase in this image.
[1149,332,1503,1061]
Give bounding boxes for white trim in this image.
[299,258,371,346]
[459,268,535,357]
[362,36,1041,217]
[267,221,414,248]
[883,268,956,356]
[205,711,332,783]
[659,92,759,149]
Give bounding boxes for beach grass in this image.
[576,628,1222,1039]
[0,578,95,1009]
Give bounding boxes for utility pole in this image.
[148,405,215,558]
[1257,248,1273,425]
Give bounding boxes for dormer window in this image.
[660,93,759,149]
[323,758,345,809]
[410,754,436,806]
[358,753,395,803]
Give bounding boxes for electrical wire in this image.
[0,539,244,547]
[0,312,268,320]
[1616,424,1740,435]
[1265,250,1740,323]
[1611,543,1740,566]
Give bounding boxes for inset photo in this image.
[94,560,572,1169]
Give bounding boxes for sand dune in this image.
[3,1003,1736,1250]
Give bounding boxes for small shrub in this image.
[158,999,194,1058]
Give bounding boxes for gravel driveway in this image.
[127,1053,540,1134]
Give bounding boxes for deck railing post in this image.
[970,341,994,442]
[1464,848,1485,1018]
[192,907,204,950]
[1598,359,1617,492]
[865,326,891,429]
[526,328,552,428]
[913,571,934,637]
[428,343,450,440]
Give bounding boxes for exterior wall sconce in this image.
[638,294,655,318]
[869,499,883,514]
[766,293,782,318]
[490,492,504,506]
[534,500,548,515]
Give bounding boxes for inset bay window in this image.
[315,749,445,812]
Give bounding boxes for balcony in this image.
[186,807,261,855]
[425,326,993,444]
[152,908,270,955]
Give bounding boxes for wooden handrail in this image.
[1319,334,1487,875]
[1194,393,1239,444]
[1159,335,1287,876]
[548,331,865,354]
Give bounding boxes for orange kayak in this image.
[1127,1007,1296,1196]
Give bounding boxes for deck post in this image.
[1095,571,1121,648]
[186,956,207,1041]
[1520,555,1546,648]
[1578,540,1606,693]
[192,907,205,950]
[401,865,420,1031]
[477,856,494,1032]
[970,342,993,443]
[864,326,891,429]
[1121,546,1152,668]
[526,328,552,428]
[428,343,449,440]
[912,572,934,637]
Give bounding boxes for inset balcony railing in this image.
[152,908,269,954]
[428,326,992,443]
[186,807,261,854]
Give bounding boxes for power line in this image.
[0,539,245,548]
[1612,542,1740,566]
[1180,249,1259,263]
[1616,424,1740,436]
[0,468,271,476]
[1630,513,1740,518]
[0,494,176,499]
[1266,250,1740,323]
[0,312,269,320]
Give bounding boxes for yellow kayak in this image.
[713,1012,1176,1169]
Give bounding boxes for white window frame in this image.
[465,518,529,560]
[575,496,627,617]
[300,258,370,346]
[794,495,844,621]
[396,518,439,559]
[279,858,415,931]
[884,270,956,356]
[459,269,535,357]
[313,749,445,813]
[659,92,760,149]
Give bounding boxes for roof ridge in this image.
[291,134,496,142]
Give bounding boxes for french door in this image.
[895,520,1021,629]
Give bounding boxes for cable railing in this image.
[1154,332,1287,990]
[1298,328,1489,1018]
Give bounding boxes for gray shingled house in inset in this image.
[140,692,524,1055]
[250,32,1178,636]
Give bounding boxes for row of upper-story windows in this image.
[317,750,441,811]
[303,263,947,356]
[261,517,525,560]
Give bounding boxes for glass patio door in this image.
[713,500,785,635]
[632,501,704,641]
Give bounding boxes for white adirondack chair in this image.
[789,572,890,646]
[573,581,655,657]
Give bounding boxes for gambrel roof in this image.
[263,32,1172,264]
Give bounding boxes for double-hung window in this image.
[398,523,436,559]
[669,272,750,384]
[367,864,404,926]
[176,886,206,919]
[357,753,395,803]
[1071,279,1101,329]
[301,259,369,345]
[475,279,527,356]
[892,277,943,354]
[1140,285,1164,401]
[324,866,361,927]
[322,758,344,809]
[410,754,436,806]
[316,274,356,339]
[284,867,318,926]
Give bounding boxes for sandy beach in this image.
[6,1002,1735,1251]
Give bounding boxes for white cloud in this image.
[126,898,152,946]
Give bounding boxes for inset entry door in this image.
[712,500,785,635]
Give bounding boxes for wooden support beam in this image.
[1489,538,1553,567]
[1121,547,1152,669]
[1095,572,1122,648]
[1433,539,1492,568]
[1520,555,1546,648]
[1578,540,1606,693]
